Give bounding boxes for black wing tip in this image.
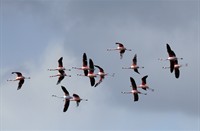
[59,57,63,60]
[144,75,148,78]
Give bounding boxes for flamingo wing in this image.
[170,60,175,73]
[116,42,124,47]
[63,100,70,112]
[134,69,140,74]
[132,54,137,65]
[141,75,148,85]
[84,70,88,76]
[58,57,63,67]
[57,76,64,85]
[94,65,104,72]
[130,77,137,90]
[89,59,94,73]
[61,86,69,96]
[17,79,24,90]
[12,72,22,77]
[94,76,104,87]
[175,68,180,78]
[133,93,139,102]
[90,77,95,86]
[73,94,81,106]
[174,60,180,78]
[166,44,176,57]
[83,53,88,67]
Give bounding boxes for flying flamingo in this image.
[50,70,71,85]
[52,86,88,112]
[159,44,183,73]
[137,75,154,91]
[163,60,188,79]
[122,54,144,74]
[48,57,71,71]
[107,42,132,59]
[77,59,96,86]
[94,65,115,87]
[7,72,30,90]
[72,53,90,76]
[121,77,147,102]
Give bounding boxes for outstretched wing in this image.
[12,72,22,77]
[174,60,180,78]
[116,42,124,47]
[17,79,24,90]
[133,93,139,102]
[90,77,95,86]
[134,69,140,74]
[94,65,104,72]
[166,44,176,57]
[84,70,88,76]
[130,77,137,90]
[132,54,137,65]
[61,86,69,96]
[63,100,70,112]
[58,57,63,67]
[73,94,81,106]
[170,60,175,73]
[57,76,64,85]
[141,75,148,85]
[175,68,180,78]
[83,53,88,67]
[89,59,94,73]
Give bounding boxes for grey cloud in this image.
[1,0,199,130]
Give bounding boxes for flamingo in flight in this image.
[94,65,115,87]
[7,72,30,90]
[48,57,71,71]
[52,86,88,112]
[77,59,96,86]
[121,77,147,102]
[137,75,154,91]
[107,42,132,59]
[159,44,183,73]
[49,70,71,85]
[72,53,90,76]
[163,60,188,79]
[122,54,144,74]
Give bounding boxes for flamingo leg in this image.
[7,79,17,81]
[49,75,59,77]
[121,91,132,94]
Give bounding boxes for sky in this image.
[0,0,199,130]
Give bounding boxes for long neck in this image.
[122,67,131,69]
[52,95,64,99]
[121,91,132,94]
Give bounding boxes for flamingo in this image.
[77,59,96,86]
[7,72,30,90]
[52,86,88,112]
[107,42,132,59]
[122,54,144,74]
[48,57,71,71]
[138,75,154,91]
[163,60,188,79]
[94,65,115,87]
[121,77,147,102]
[159,44,183,73]
[50,70,71,85]
[72,53,90,76]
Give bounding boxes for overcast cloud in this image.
[1,0,199,130]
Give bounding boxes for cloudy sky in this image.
[1,0,199,130]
